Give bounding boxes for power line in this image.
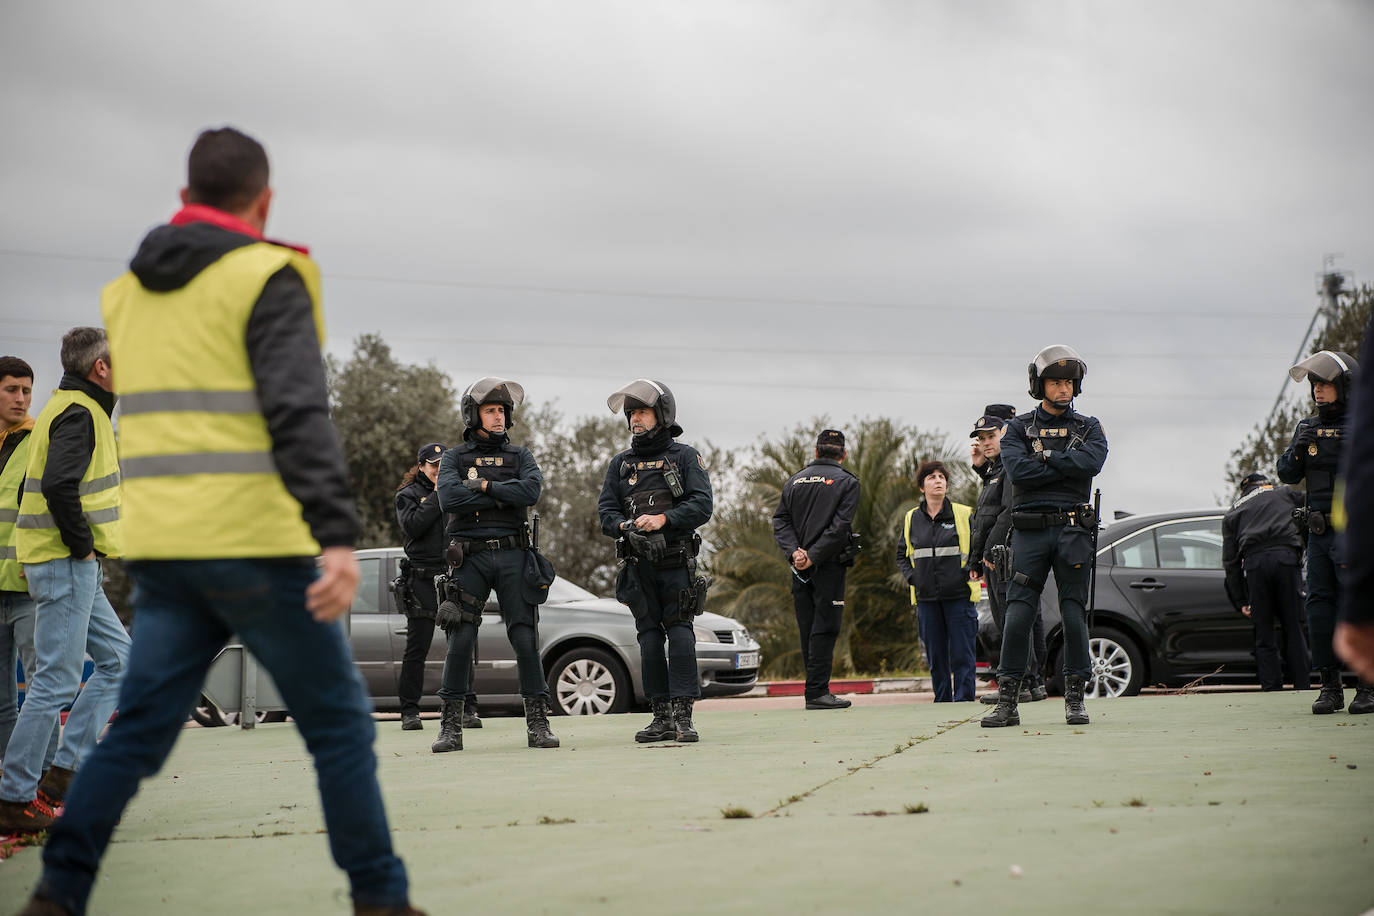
[0,246,1310,320]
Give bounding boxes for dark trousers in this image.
[622,562,699,699]
[1245,548,1309,689]
[1305,528,1344,669]
[791,563,846,700]
[1003,523,1093,681]
[917,597,977,702]
[988,575,1047,686]
[398,569,473,715]
[438,549,547,701]
[36,559,408,915]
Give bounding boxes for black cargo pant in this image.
[987,574,1047,686]
[791,562,846,700]
[438,548,547,702]
[1305,527,1344,670]
[1244,546,1309,690]
[399,566,476,717]
[616,560,700,700]
[1002,522,1093,682]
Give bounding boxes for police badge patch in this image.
[467,467,478,480]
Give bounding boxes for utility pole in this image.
[1265,256,1351,429]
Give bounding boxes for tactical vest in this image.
[1298,416,1344,510]
[0,433,32,589]
[903,502,980,603]
[972,459,1005,527]
[619,445,689,539]
[448,441,528,532]
[1011,410,1094,507]
[16,390,123,563]
[101,241,325,559]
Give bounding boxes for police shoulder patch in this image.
[698,454,708,469]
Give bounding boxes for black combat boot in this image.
[400,714,422,731]
[1349,682,1374,715]
[525,696,560,748]
[1312,667,1345,714]
[1064,675,1090,725]
[1028,678,1049,702]
[463,703,483,729]
[980,677,1020,728]
[671,696,699,742]
[635,698,676,743]
[430,700,463,753]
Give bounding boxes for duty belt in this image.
[1012,509,1081,530]
[454,534,526,553]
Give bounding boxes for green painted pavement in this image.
[0,693,1369,914]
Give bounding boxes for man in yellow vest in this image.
[896,460,981,702]
[1,330,132,838]
[0,356,60,782]
[16,128,421,916]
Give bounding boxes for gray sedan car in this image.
[351,548,761,715]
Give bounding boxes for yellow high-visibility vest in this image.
[0,433,33,588]
[903,501,980,604]
[15,390,123,563]
[101,242,326,559]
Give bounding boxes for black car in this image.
[978,508,1282,697]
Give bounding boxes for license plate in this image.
[736,651,759,669]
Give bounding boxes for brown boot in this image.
[37,765,77,810]
[16,895,73,915]
[0,797,56,834]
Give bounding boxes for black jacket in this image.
[436,433,542,538]
[895,500,969,602]
[1276,405,1346,513]
[1221,486,1304,611]
[30,373,116,558]
[969,457,1012,568]
[395,474,445,568]
[123,219,359,548]
[598,440,713,540]
[1340,315,1374,626]
[1002,405,1108,510]
[772,458,859,567]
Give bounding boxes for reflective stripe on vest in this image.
[903,502,979,604]
[15,389,123,563]
[102,241,326,559]
[0,434,32,589]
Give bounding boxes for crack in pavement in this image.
[757,712,981,818]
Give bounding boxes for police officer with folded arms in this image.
[599,379,713,743]
[982,345,1107,729]
[433,378,559,751]
[969,404,1048,705]
[772,429,860,710]
[394,443,479,731]
[1221,472,1307,691]
[1277,350,1371,714]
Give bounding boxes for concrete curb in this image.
[743,676,936,698]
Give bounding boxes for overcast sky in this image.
[3,1,1372,519]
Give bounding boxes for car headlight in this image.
[735,626,752,645]
[693,624,718,642]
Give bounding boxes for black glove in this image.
[1294,425,1318,449]
[624,530,667,562]
[462,478,487,493]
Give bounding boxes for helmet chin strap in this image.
[1048,396,1073,410]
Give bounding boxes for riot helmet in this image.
[460,376,525,431]
[1027,344,1087,405]
[606,378,683,436]
[1288,350,1359,403]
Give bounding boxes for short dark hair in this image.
[60,327,109,375]
[0,356,34,383]
[816,443,845,461]
[915,459,949,491]
[186,127,270,212]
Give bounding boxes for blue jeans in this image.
[0,590,60,771]
[1,558,130,802]
[35,559,409,915]
[917,597,977,702]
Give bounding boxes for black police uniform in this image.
[598,429,713,703]
[970,456,1048,694]
[435,433,548,704]
[1277,404,1347,672]
[998,405,1108,688]
[1221,483,1308,690]
[772,457,860,702]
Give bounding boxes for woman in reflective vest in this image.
[896,460,980,702]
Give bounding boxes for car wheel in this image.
[1086,627,1145,698]
[549,647,631,716]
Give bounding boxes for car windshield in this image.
[547,576,598,603]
